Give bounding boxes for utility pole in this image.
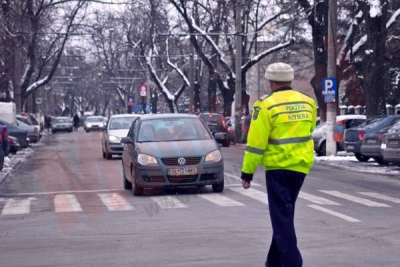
[234,0,242,140]
[326,0,338,156]
[189,43,194,114]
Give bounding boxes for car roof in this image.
[139,113,198,120]
[54,117,70,119]
[110,114,142,119]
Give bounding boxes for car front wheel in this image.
[131,168,144,196]
[212,179,224,193]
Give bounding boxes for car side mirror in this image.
[121,137,133,144]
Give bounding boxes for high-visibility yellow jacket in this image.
[241,86,317,181]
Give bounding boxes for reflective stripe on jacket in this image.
[242,87,317,175]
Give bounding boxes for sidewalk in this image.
[0,147,34,184]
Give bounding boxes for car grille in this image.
[345,129,360,142]
[161,157,202,166]
[167,175,198,183]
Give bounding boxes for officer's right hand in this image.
[242,180,251,189]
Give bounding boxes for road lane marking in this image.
[320,190,390,207]
[308,205,361,223]
[0,189,125,196]
[224,173,262,187]
[98,193,134,211]
[150,196,188,209]
[1,198,36,215]
[299,192,341,205]
[197,194,245,207]
[54,194,83,212]
[229,188,269,205]
[357,192,400,204]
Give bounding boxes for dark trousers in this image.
[265,170,306,267]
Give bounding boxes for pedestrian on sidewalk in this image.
[240,62,317,267]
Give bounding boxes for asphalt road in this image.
[1,130,400,267]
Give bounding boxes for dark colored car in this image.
[225,117,236,145]
[198,113,230,147]
[344,115,400,162]
[382,122,400,166]
[359,125,393,165]
[1,125,9,156]
[0,119,29,149]
[121,114,225,196]
[7,135,20,154]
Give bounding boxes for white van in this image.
[0,102,17,125]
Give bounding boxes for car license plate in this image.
[168,167,198,176]
[347,145,355,150]
[366,139,376,144]
[389,140,399,145]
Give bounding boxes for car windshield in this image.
[86,117,103,122]
[54,118,70,123]
[137,118,212,142]
[109,117,138,130]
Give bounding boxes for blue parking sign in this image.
[322,77,337,103]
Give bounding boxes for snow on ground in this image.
[1,143,35,183]
[315,151,400,176]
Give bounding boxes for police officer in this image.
[241,62,317,267]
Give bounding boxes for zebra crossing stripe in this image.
[308,205,361,223]
[150,196,188,209]
[320,191,391,207]
[1,198,35,215]
[229,188,269,205]
[97,193,134,211]
[357,192,400,204]
[299,192,341,205]
[54,194,83,212]
[197,194,245,207]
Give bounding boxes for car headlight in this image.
[108,135,120,143]
[99,122,104,127]
[87,123,92,128]
[138,154,158,165]
[205,150,222,162]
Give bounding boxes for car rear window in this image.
[137,118,212,142]
[199,114,223,124]
[109,117,138,130]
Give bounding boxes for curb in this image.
[0,159,21,185]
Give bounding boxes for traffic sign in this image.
[36,98,42,105]
[322,77,337,103]
[140,85,147,97]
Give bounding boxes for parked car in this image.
[344,115,400,162]
[84,116,106,132]
[51,117,73,133]
[7,135,20,155]
[1,125,9,156]
[198,113,230,147]
[121,114,225,196]
[359,125,394,165]
[17,114,41,136]
[381,122,400,166]
[16,120,40,143]
[312,114,366,156]
[225,117,236,145]
[0,119,29,149]
[102,114,141,159]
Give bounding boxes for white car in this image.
[101,114,141,159]
[51,117,73,133]
[84,116,106,132]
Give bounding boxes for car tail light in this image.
[222,117,226,128]
[208,114,212,118]
[359,130,365,140]
[228,126,233,132]
[378,134,383,142]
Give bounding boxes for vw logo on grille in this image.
[178,157,186,166]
